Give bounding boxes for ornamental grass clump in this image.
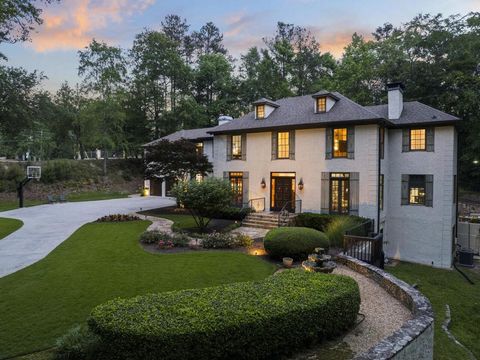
[88,270,360,360]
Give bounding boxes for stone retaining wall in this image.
[337,255,434,360]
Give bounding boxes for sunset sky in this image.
[1,0,479,91]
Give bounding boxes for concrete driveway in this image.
[0,196,175,278]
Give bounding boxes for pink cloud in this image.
[30,0,155,52]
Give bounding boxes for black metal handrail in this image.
[247,197,266,212]
[277,198,302,226]
[343,219,383,268]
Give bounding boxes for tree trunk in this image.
[103,148,108,176]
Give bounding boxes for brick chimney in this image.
[387,82,405,120]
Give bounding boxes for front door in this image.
[271,173,295,212]
[330,172,350,214]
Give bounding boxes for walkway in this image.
[0,196,175,278]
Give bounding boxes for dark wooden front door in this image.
[229,173,243,207]
[271,176,295,212]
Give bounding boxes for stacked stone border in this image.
[337,255,434,360]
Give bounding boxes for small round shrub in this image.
[263,227,329,260]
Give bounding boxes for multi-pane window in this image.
[409,175,426,205]
[410,129,426,151]
[333,128,348,158]
[317,97,327,112]
[229,172,243,207]
[379,174,384,210]
[277,132,290,159]
[330,172,350,214]
[256,105,265,119]
[231,135,242,159]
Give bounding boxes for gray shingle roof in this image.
[252,98,280,108]
[365,102,460,126]
[209,92,384,134]
[143,127,215,147]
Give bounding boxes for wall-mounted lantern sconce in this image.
[261,178,266,188]
[298,178,304,190]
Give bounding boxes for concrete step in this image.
[243,219,280,226]
[246,214,279,220]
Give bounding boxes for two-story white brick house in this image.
[151,83,460,268]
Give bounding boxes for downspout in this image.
[377,123,383,234]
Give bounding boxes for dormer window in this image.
[256,105,265,119]
[312,91,339,113]
[253,98,280,119]
[316,97,327,113]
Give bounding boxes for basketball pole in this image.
[17,177,32,208]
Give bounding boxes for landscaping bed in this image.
[88,270,360,360]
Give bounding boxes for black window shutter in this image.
[401,174,409,205]
[349,172,359,215]
[271,131,278,160]
[425,175,434,207]
[289,130,295,160]
[402,129,410,152]
[223,171,229,180]
[347,126,355,159]
[241,134,247,160]
[226,135,232,161]
[242,172,249,207]
[426,128,435,152]
[325,128,332,159]
[321,172,330,213]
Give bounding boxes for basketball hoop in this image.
[26,166,41,180]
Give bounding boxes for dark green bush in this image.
[88,270,360,360]
[210,206,253,220]
[54,325,100,360]
[0,164,24,192]
[140,231,191,248]
[263,227,329,260]
[293,213,369,232]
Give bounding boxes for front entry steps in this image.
[242,212,295,229]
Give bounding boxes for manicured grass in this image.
[139,208,236,233]
[0,217,23,240]
[0,192,129,213]
[387,263,480,360]
[0,221,275,358]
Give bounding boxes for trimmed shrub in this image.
[201,231,253,249]
[54,325,100,360]
[210,206,253,220]
[96,214,140,222]
[88,270,360,360]
[264,227,329,260]
[293,213,368,232]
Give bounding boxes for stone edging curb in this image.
[336,255,434,360]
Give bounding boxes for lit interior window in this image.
[232,135,242,159]
[317,97,327,112]
[277,132,290,159]
[333,128,348,158]
[409,175,426,205]
[195,142,204,155]
[229,172,243,207]
[256,105,265,119]
[410,129,426,150]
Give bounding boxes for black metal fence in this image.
[344,220,384,268]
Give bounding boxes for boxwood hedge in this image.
[88,270,360,360]
[263,227,329,260]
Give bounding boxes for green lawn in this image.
[0,221,275,358]
[0,217,23,240]
[139,208,237,233]
[387,263,480,360]
[0,192,129,213]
